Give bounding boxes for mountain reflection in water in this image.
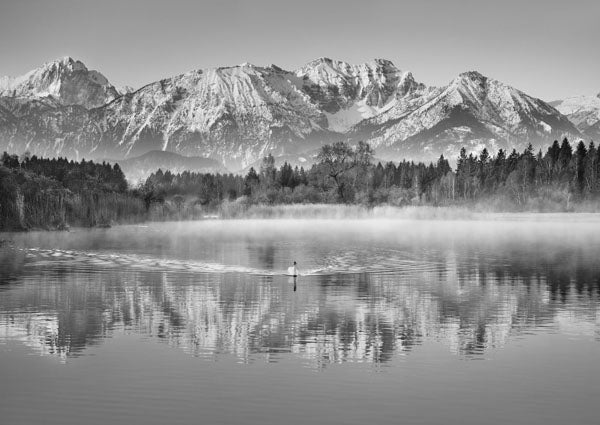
[0,218,599,367]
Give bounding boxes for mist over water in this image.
[1,215,599,425]
[2,216,600,359]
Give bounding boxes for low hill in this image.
[113,150,228,182]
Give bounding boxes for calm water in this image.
[1,216,599,425]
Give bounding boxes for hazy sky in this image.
[0,0,598,100]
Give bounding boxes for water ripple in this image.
[19,247,442,277]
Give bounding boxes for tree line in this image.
[2,137,600,230]
[143,138,600,214]
[0,152,145,230]
[454,139,600,209]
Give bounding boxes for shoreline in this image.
[4,206,600,233]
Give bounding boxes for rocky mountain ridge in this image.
[0,56,586,172]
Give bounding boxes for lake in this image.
[1,216,599,425]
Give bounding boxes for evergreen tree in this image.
[548,140,561,167]
[557,138,572,176]
[243,167,260,196]
[574,141,588,193]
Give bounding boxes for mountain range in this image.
[550,93,600,143]
[0,56,595,177]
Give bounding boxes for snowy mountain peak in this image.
[298,57,401,77]
[458,70,486,80]
[443,71,492,108]
[0,56,119,108]
[370,58,396,66]
[54,56,85,70]
[306,57,335,66]
[454,71,489,89]
[295,57,409,114]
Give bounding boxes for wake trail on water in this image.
[18,247,443,277]
[21,248,276,276]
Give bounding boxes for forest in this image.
[0,153,145,230]
[1,137,600,230]
[143,138,600,218]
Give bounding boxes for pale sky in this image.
[0,0,598,101]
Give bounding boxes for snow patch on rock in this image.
[324,98,397,132]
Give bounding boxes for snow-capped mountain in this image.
[0,56,586,171]
[550,93,600,142]
[295,58,426,132]
[349,71,581,160]
[0,56,120,109]
[91,63,334,170]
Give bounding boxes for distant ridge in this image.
[113,150,228,182]
[550,93,600,142]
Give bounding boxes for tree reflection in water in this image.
[1,241,598,365]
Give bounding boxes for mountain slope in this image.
[0,96,97,157]
[550,93,600,141]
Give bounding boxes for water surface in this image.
[1,216,599,425]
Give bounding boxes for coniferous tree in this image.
[587,142,598,194]
[557,138,573,177]
[573,141,587,194]
[243,167,260,196]
[548,140,561,167]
